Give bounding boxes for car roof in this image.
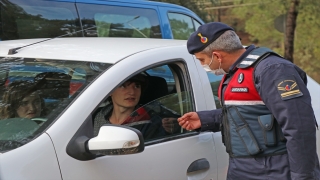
[78,0,193,12]
[0,38,187,63]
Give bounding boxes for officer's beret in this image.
[187,22,234,54]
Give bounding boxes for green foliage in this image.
[231,0,286,52]
[230,0,320,83]
[151,0,320,82]
[169,19,194,39]
[294,0,320,79]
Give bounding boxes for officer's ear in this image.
[212,51,223,63]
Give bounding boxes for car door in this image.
[47,45,221,180]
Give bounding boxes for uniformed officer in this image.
[178,22,320,179]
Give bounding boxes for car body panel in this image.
[44,44,218,179]
[0,38,187,63]
[307,76,320,153]
[0,38,319,180]
[0,134,62,180]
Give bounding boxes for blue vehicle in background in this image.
[0,0,221,106]
[0,0,204,40]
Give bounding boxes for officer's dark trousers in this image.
[226,154,320,180]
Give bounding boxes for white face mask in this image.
[201,54,227,76]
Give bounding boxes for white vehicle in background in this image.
[0,38,319,180]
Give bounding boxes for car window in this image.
[0,57,111,152]
[146,65,175,93]
[0,0,81,41]
[92,63,195,143]
[205,72,223,108]
[193,19,201,30]
[77,4,162,38]
[168,12,195,40]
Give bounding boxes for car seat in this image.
[139,76,168,105]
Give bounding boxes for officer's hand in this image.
[177,112,201,131]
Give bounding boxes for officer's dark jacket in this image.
[217,47,287,157]
[197,45,320,179]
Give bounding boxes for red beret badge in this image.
[197,33,208,43]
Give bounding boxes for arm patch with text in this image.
[274,76,303,100]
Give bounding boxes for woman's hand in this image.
[162,118,179,133]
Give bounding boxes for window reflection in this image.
[168,13,195,40]
[205,72,223,108]
[78,4,162,38]
[0,57,110,152]
[0,0,80,40]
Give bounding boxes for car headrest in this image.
[139,76,168,105]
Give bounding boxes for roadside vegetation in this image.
[153,0,320,83]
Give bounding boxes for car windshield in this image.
[0,57,111,152]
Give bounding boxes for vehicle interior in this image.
[0,58,196,152]
[0,58,111,151]
[91,63,193,144]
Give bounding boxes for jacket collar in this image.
[229,44,256,74]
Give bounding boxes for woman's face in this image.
[16,92,42,119]
[111,81,141,109]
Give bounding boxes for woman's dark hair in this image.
[128,74,147,91]
[0,80,46,119]
[107,74,148,102]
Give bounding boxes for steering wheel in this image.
[31,118,48,125]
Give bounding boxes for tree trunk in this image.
[285,0,300,63]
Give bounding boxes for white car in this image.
[0,38,319,180]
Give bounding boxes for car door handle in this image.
[187,158,210,173]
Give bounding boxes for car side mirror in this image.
[87,125,144,155]
[66,124,144,161]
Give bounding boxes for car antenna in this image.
[7,26,97,55]
[125,16,148,38]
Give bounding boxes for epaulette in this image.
[237,47,280,69]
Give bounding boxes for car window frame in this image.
[167,12,197,40]
[90,61,198,146]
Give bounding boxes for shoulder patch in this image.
[274,76,303,100]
